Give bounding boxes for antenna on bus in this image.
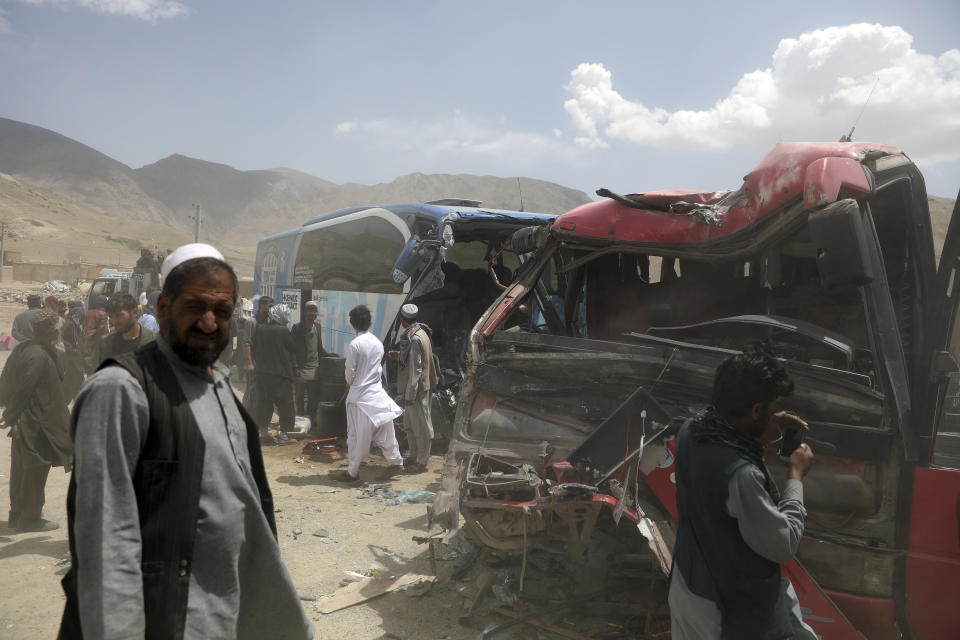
[839,76,879,142]
[517,178,525,212]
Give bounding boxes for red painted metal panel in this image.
[554,141,900,245]
[824,591,898,640]
[802,157,873,209]
[641,436,679,522]
[906,466,960,639]
[909,466,960,550]
[783,563,868,639]
[480,283,528,336]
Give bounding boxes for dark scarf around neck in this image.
[692,408,780,502]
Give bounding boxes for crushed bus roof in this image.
[552,141,903,246]
[300,203,556,228]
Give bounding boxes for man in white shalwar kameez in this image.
[330,305,404,483]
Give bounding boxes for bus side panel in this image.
[253,233,301,303]
[313,289,405,356]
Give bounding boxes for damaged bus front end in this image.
[254,200,559,438]
[433,142,960,639]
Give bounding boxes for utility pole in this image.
[189,203,202,243]
[0,221,5,282]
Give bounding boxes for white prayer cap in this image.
[400,303,418,320]
[161,243,226,280]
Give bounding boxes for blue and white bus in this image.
[253,199,557,374]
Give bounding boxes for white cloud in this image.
[333,120,358,135]
[0,8,12,33]
[332,111,580,171]
[564,24,960,165]
[18,0,188,22]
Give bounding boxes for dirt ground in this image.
[0,325,483,640]
[0,423,481,640]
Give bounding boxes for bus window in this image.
[445,240,520,275]
[295,216,406,293]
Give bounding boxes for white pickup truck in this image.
[84,269,152,309]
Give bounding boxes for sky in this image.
[1,0,958,200]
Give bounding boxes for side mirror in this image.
[510,225,548,255]
[391,235,431,286]
[807,199,874,289]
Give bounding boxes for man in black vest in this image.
[99,292,156,364]
[59,243,313,640]
[669,349,817,640]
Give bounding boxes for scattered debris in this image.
[293,528,302,537]
[301,437,343,456]
[341,570,371,584]
[318,573,437,614]
[298,592,317,602]
[293,456,305,464]
[446,518,671,637]
[312,529,330,538]
[364,486,437,506]
[42,280,70,293]
[492,607,598,640]
[359,483,394,499]
[398,578,434,598]
[54,558,71,568]
[400,490,436,504]
[490,583,518,606]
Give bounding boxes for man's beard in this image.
[163,325,227,368]
[745,405,770,441]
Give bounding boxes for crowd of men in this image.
[0,241,817,640]
[1,243,439,531]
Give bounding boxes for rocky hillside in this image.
[133,155,340,236]
[0,117,176,225]
[0,117,594,274]
[0,117,592,243]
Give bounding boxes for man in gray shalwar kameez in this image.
[59,243,313,640]
[395,303,438,474]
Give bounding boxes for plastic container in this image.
[290,415,311,435]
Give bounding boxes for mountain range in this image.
[0,116,954,276]
[0,117,591,274]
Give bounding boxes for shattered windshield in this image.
[474,223,888,447]
[498,225,875,382]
